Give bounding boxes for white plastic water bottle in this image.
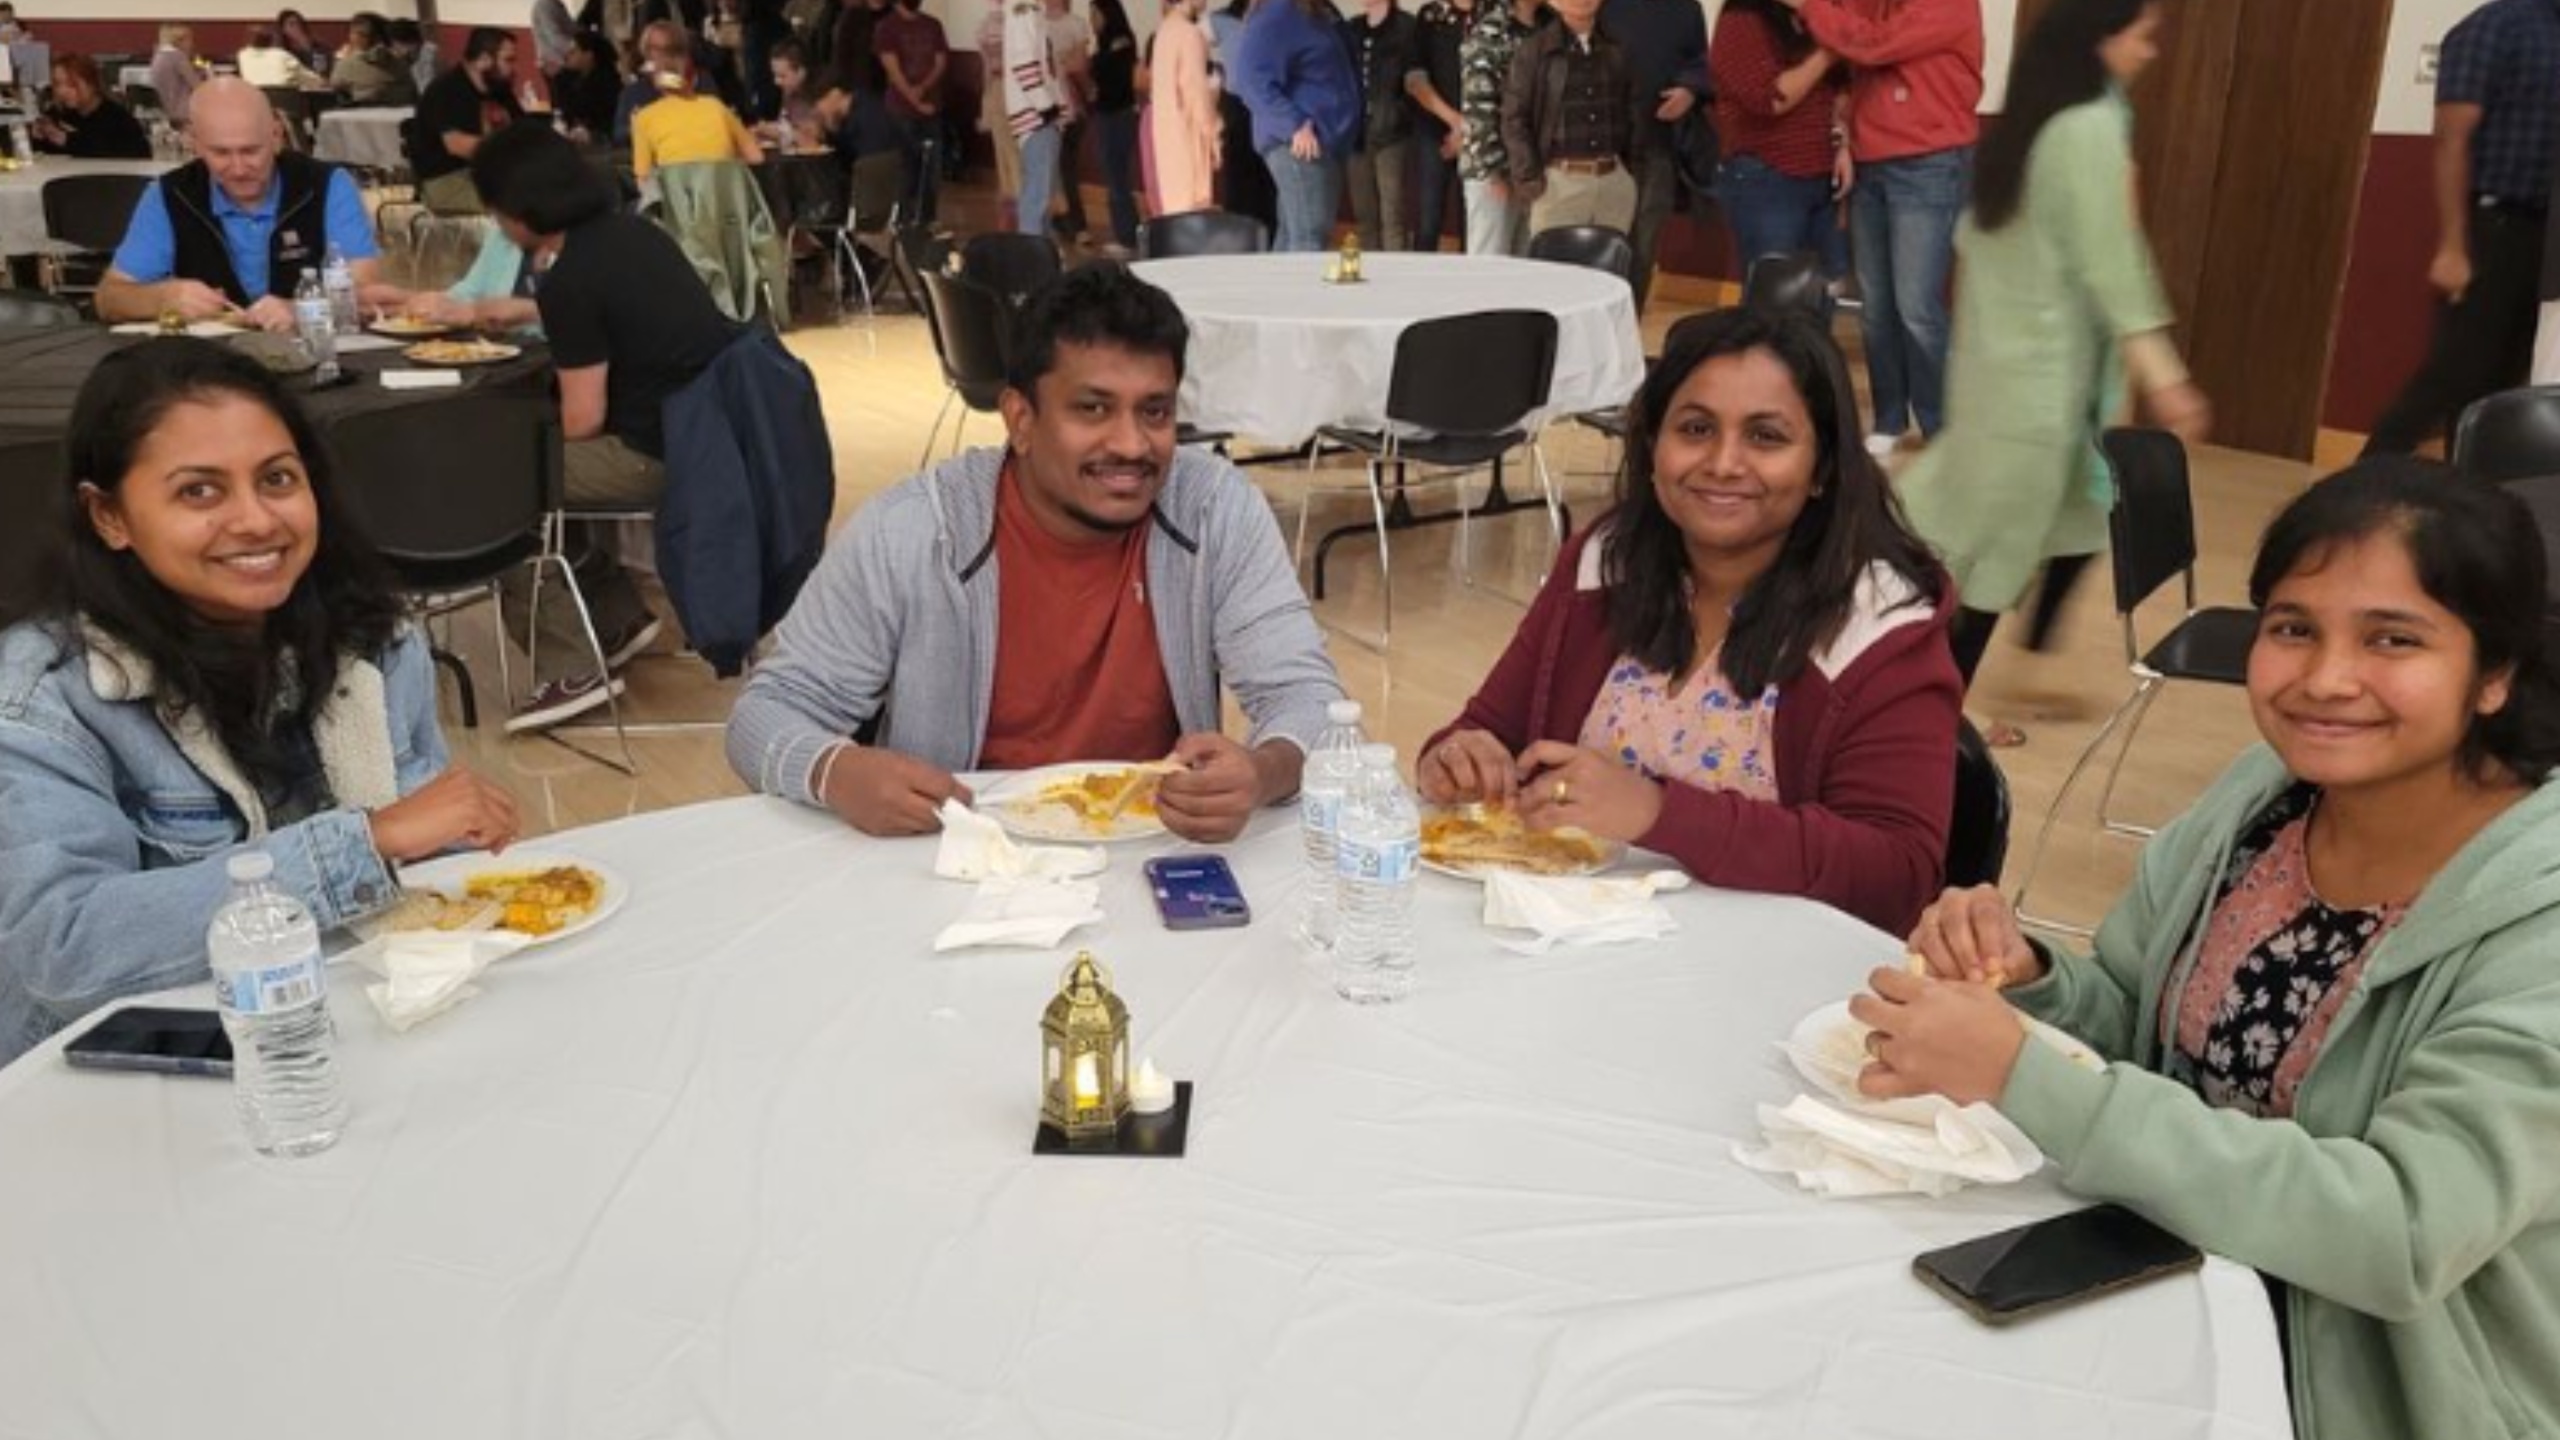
[321,243,358,335]
[293,269,339,384]
[1296,698,1366,951]
[1333,743,1420,1004]
[208,852,346,1157]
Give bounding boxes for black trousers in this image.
[1950,551,2099,689]
[2364,204,2545,456]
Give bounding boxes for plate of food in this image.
[366,852,627,948]
[370,314,453,339]
[405,338,522,366]
[1417,803,1623,880]
[978,761,1176,842]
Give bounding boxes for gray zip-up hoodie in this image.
[726,446,1345,805]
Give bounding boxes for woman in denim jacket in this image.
[0,339,520,1067]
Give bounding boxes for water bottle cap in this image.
[226,851,275,883]
[1326,699,1362,724]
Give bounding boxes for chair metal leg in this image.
[949,410,969,461]
[431,645,478,728]
[918,388,957,475]
[2094,677,2170,840]
[528,551,638,776]
[486,580,513,711]
[2013,675,2161,936]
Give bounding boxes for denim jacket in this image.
[0,619,446,1067]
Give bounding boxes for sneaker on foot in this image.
[601,615,663,673]
[505,674,627,734]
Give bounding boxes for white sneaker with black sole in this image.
[505,674,627,734]
[602,616,663,674]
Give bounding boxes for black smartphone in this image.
[1913,1204,2203,1326]
[63,1005,235,1079]
[1143,855,1252,930]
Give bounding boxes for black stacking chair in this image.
[918,268,1016,471]
[39,173,153,300]
[1741,251,1829,322]
[1527,224,1635,283]
[1946,718,2013,890]
[1138,208,1268,259]
[960,230,1062,303]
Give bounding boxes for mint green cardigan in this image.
[2004,746,2560,1440]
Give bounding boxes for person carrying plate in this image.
[0,340,520,1068]
[1414,306,1961,934]
[1859,460,2560,1440]
[727,265,1347,845]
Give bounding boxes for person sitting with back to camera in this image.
[727,264,1346,845]
[1416,306,1961,934]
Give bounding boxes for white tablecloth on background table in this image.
[314,104,410,170]
[0,796,2292,1440]
[0,155,168,257]
[1134,252,1648,446]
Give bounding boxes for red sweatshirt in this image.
[1798,0,1983,164]
[1427,527,1962,936]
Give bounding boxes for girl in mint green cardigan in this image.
[1858,459,2560,1440]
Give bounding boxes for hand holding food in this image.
[1155,733,1260,843]
[1905,885,2047,989]
[1416,728,1517,807]
[1512,740,1664,845]
[242,295,298,334]
[164,279,237,321]
[1848,964,2030,1106]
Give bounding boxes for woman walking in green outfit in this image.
[1893,0,2210,736]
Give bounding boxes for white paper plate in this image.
[1784,998,2105,1103]
[374,850,629,949]
[977,762,1172,844]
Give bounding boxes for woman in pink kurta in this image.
[1148,0,1220,214]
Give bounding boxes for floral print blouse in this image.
[2164,784,2408,1119]
[1577,652,1780,802]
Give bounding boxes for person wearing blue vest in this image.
[1229,0,1361,252]
[95,79,382,334]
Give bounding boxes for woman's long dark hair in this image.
[1602,307,1941,696]
[2250,458,2560,785]
[36,339,404,783]
[1973,0,2151,231]
[1720,0,1813,66]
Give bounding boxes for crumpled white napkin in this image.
[934,799,1106,881]
[1732,1000,2047,1198]
[1481,869,1687,953]
[363,931,525,1033]
[932,876,1106,952]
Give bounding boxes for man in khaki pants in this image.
[1498,0,1641,238]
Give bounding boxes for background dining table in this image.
[0,793,2295,1440]
[0,155,172,259]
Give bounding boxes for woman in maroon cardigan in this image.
[1420,307,1962,933]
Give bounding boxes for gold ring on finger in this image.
[1553,780,1570,805]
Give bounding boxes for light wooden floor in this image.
[431,204,2314,937]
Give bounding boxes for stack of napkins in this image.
[379,369,461,390]
[1733,1000,2047,1198]
[1481,870,1686,953]
[930,800,1107,951]
[362,931,527,1033]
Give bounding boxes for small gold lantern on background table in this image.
[1040,951,1131,1150]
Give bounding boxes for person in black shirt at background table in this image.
[31,54,152,159]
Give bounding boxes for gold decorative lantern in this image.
[1040,951,1131,1149]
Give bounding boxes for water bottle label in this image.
[218,951,325,1016]
[1337,834,1420,884]
[1301,791,1343,833]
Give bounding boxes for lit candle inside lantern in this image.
[1072,1052,1102,1109]
[1130,1057,1175,1116]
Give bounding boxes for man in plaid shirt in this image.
[2366,0,2560,455]
[1458,0,1545,256]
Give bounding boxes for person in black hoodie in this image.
[31,54,152,159]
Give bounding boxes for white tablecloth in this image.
[0,155,168,257]
[1134,252,1648,446]
[314,104,410,170]
[0,796,2292,1440]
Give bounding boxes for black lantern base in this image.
[1033,1082,1192,1158]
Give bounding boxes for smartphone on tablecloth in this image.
[1144,855,1252,931]
[63,1005,235,1079]
[1913,1204,2203,1326]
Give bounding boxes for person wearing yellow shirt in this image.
[630,64,766,177]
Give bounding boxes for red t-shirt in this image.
[874,8,950,120]
[1711,6,1842,180]
[977,463,1182,771]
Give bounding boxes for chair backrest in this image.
[0,435,65,628]
[2452,385,2560,484]
[1382,309,1560,438]
[0,290,87,331]
[2101,426,2199,617]
[1138,208,1267,259]
[648,159,787,327]
[42,174,154,254]
[774,154,850,232]
[894,223,953,298]
[919,268,1014,410]
[960,230,1061,302]
[1741,251,1827,322]
[2499,472,2560,636]
[327,396,559,574]
[1526,224,1634,282]
[1945,717,2012,890]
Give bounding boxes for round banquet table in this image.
[313,104,412,170]
[1133,252,1648,447]
[0,155,171,257]
[0,796,2293,1440]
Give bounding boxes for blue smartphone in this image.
[63,1005,234,1079]
[1144,854,1252,930]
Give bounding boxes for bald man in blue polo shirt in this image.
[96,78,383,334]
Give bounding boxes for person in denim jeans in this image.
[1712,0,1848,300]
[1231,0,1361,252]
[1782,0,1981,450]
[0,340,520,1067]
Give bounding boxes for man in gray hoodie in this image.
[727,265,1345,842]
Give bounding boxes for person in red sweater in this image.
[1778,0,1982,457]
[1418,307,1962,935]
